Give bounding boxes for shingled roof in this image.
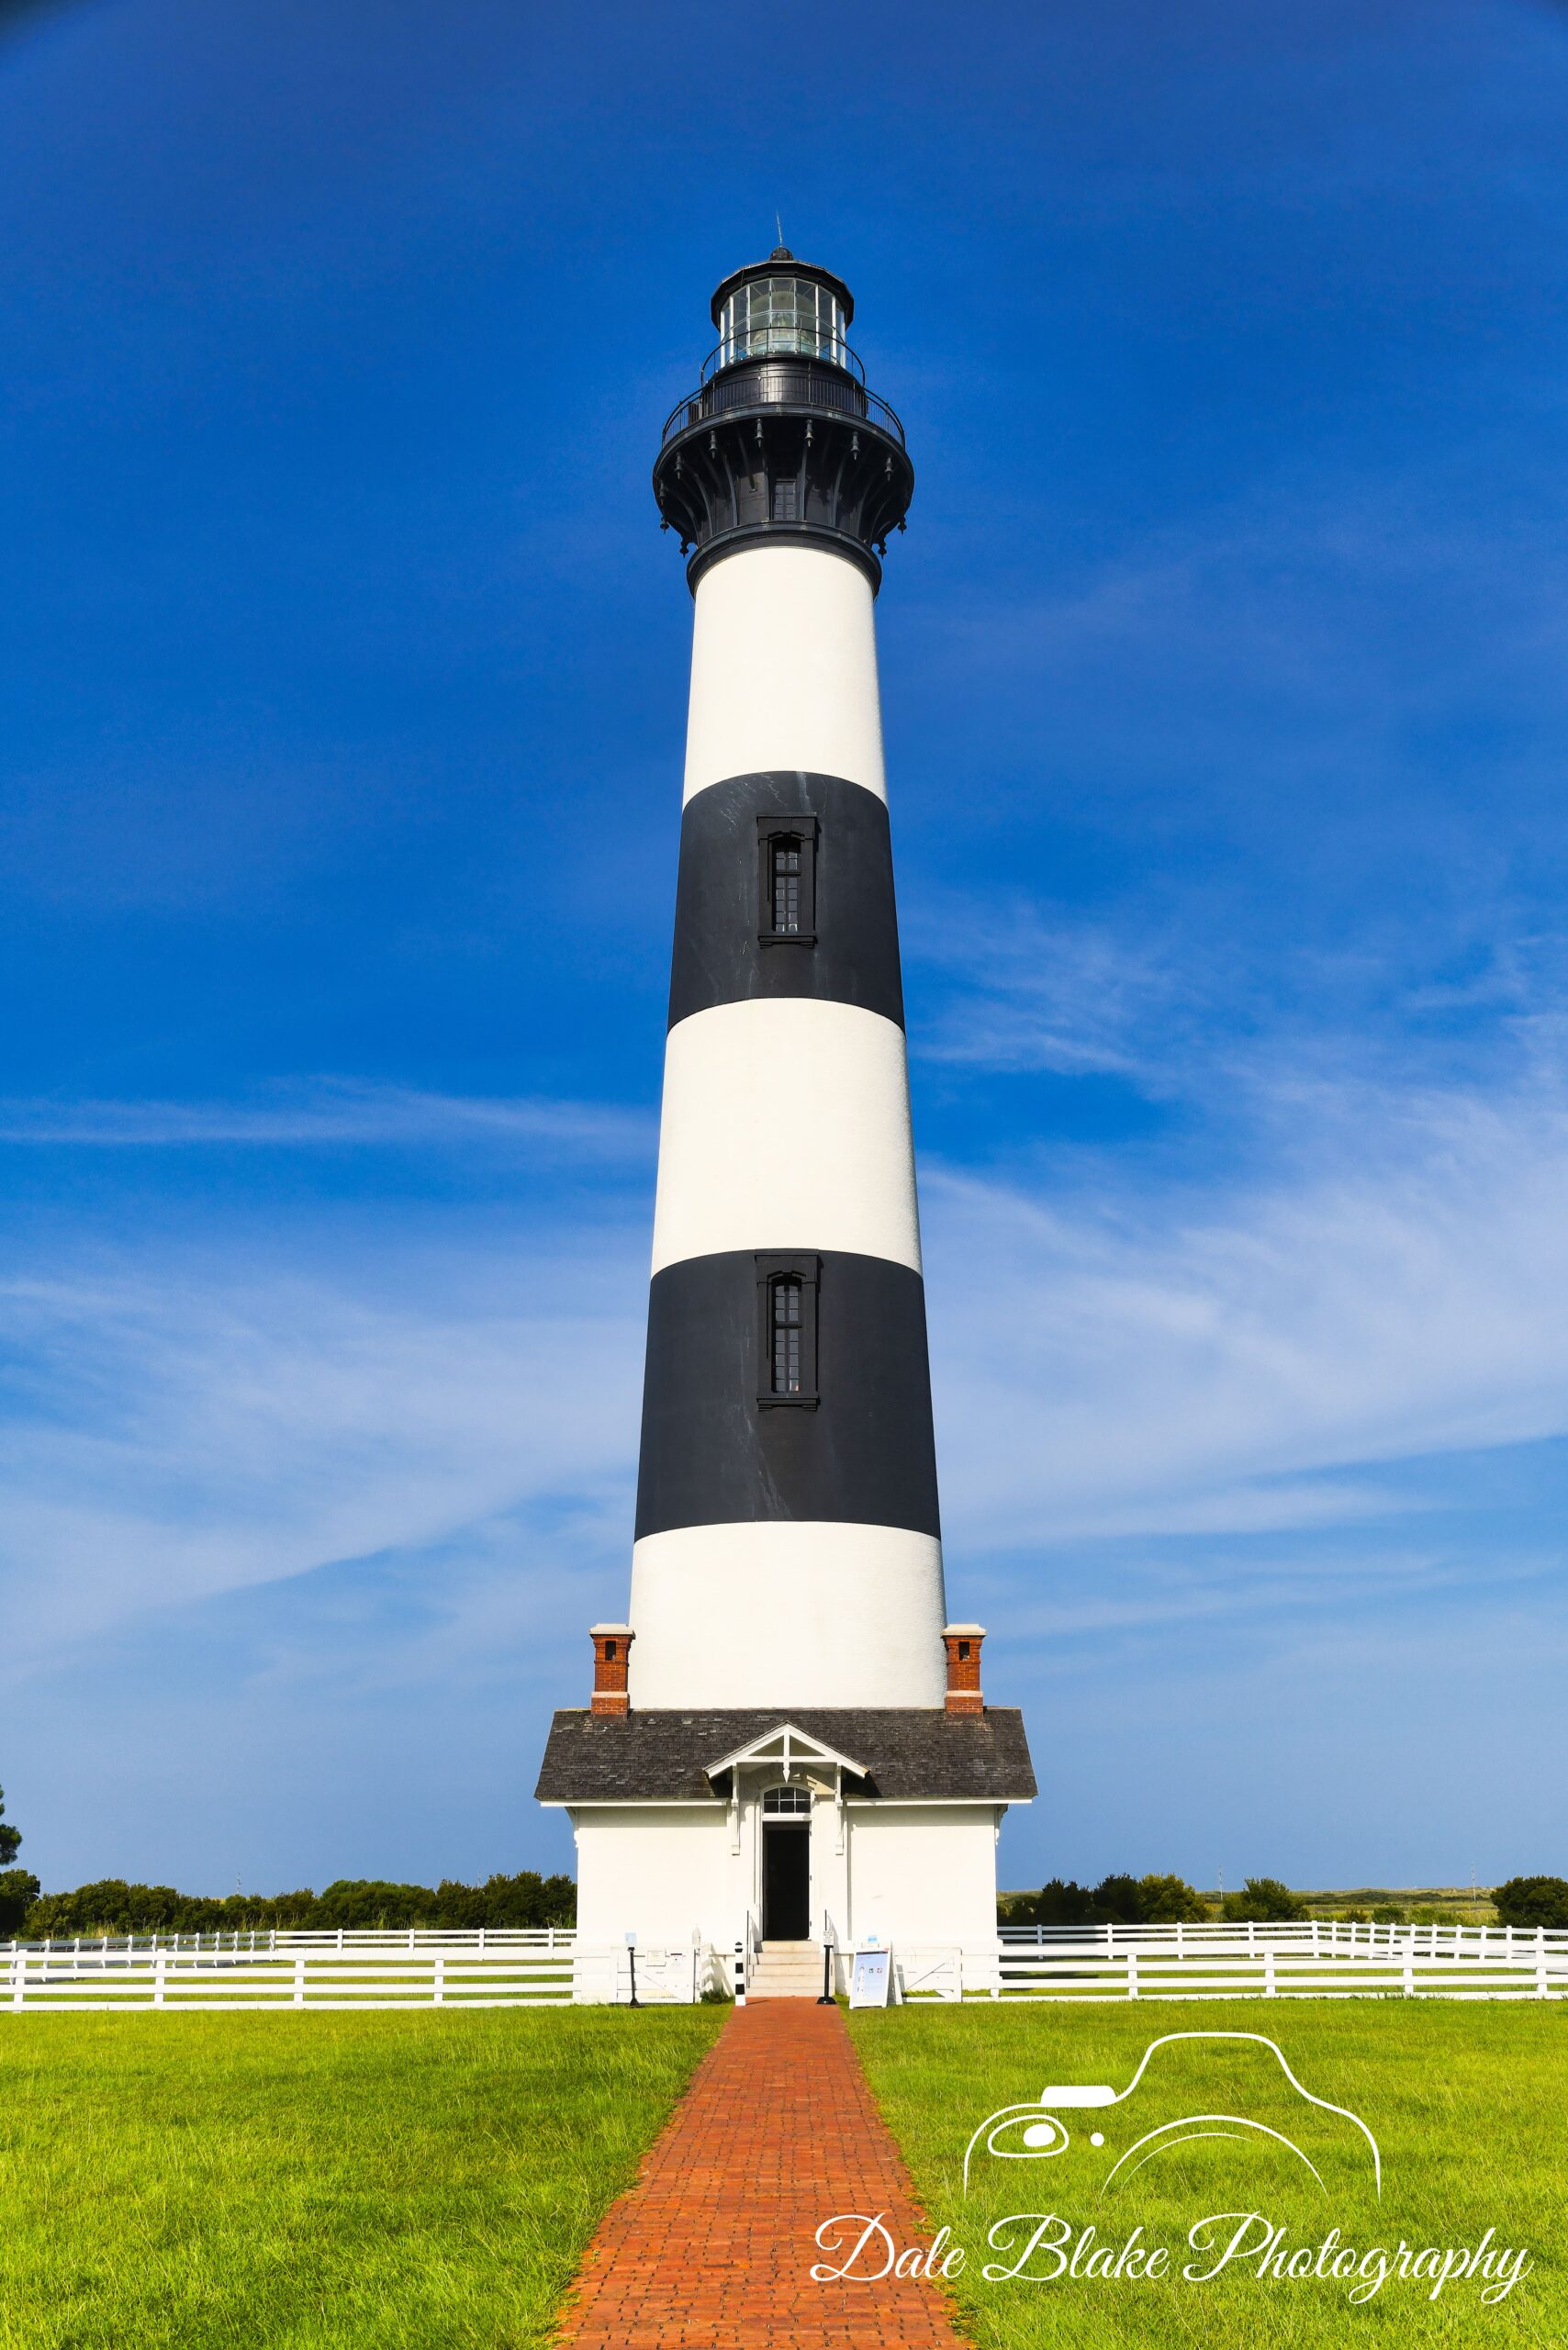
[534,1707,1036,1805]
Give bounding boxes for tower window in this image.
[771,836,802,933]
[771,1275,801,1392]
[755,1252,820,1407]
[958,1640,970,1662]
[604,1640,618,1661]
[757,814,818,945]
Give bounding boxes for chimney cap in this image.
[588,1623,633,1638]
[943,1622,986,1638]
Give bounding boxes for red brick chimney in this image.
[589,1624,633,1716]
[942,1624,985,1715]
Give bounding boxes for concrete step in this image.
[747,1942,828,1999]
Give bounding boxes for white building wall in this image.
[846,1804,1001,1954]
[568,1787,1003,1998]
[573,1806,739,1951]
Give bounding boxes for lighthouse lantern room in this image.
[535,250,1034,1995]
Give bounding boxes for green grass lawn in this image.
[0,2008,723,2350]
[850,1999,1568,2347]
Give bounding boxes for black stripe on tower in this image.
[668,771,903,1030]
[634,1248,940,1540]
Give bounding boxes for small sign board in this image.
[849,1944,892,2009]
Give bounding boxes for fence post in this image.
[1126,1952,1138,2000]
[10,1949,24,2012]
[1264,1950,1277,1997]
[1402,1953,1415,1997]
[293,1954,306,2008]
[153,1951,167,2009]
[433,1955,445,2008]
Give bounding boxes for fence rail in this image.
[6,1926,574,1961]
[3,1939,723,2013]
[890,1922,1568,2002]
[998,1918,1568,1959]
[991,1945,1566,2001]
[7,1919,1565,2010]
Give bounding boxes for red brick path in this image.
[557,2000,968,2347]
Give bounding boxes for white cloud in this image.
[0,1080,655,1157]
[912,897,1188,1080]
[925,1068,1568,1548]
[0,1232,647,1672]
[5,1044,1568,1703]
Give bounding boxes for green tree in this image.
[1137,1873,1213,1922]
[1223,1876,1308,1922]
[1493,1874,1568,1929]
[0,1869,40,1936]
[1091,1874,1148,1923]
[0,1785,20,1869]
[999,1879,1107,1927]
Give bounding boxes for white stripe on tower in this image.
[649,995,920,1274]
[682,543,887,801]
[628,532,948,1709]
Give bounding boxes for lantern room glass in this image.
[717,276,848,370]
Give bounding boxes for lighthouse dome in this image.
[710,249,854,374]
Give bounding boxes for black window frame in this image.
[756,813,818,946]
[756,1251,821,1408]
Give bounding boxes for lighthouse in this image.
[537,250,1034,1996]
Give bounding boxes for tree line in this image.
[0,1789,575,1938]
[7,1874,577,1939]
[999,1871,1568,1928]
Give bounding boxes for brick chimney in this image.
[589,1624,633,1716]
[942,1624,985,1715]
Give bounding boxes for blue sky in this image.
[4,0,1567,1896]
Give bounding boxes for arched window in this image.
[756,813,817,945]
[770,834,803,934]
[770,1274,802,1395]
[762,1785,812,1816]
[756,1252,820,1408]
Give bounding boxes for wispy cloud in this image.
[0,1230,647,1673]
[926,1062,1568,1549]
[0,1080,655,1157]
[912,898,1190,1080]
[7,1046,1568,1695]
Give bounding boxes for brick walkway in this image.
[557,1999,967,2347]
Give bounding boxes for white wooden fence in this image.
[889,1919,1568,2002]
[8,1919,1565,2009]
[2,1935,720,2012]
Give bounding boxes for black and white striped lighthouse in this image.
[628,248,943,1709]
[536,253,1034,1983]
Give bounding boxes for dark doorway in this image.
[762,1825,811,1940]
